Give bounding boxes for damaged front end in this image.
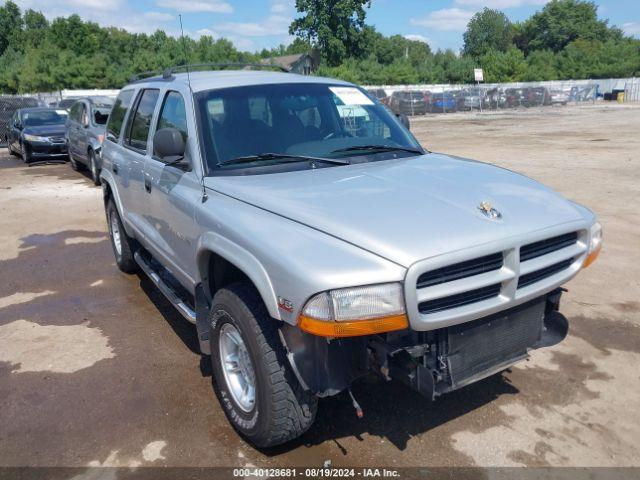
[280,289,567,400]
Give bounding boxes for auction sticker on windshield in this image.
[330,86,374,106]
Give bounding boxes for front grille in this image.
[520,232,577,262]
[518,258,574,289]
[48,136,65,143]
[417,252,503,289]
[419,283,501,314]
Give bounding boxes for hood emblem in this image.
[478,201,502,220]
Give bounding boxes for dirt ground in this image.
[0,104,639,469]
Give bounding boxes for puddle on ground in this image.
[0,319,115,373]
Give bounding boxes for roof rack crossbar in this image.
[162,62,290,78]
[130,69,164,82]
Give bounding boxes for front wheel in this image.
[209,284,317,447]
[21,143,31,163]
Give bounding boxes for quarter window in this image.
[106,89,134,142]
[125,89,159,152]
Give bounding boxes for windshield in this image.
[196,83,422,174]
[23,110,67,127]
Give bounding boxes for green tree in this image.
[523,49,558,81]
[0,1,22,55]
[517,0,611,54]
[289,0,371,66]
[480,46,527,82]
[463,8,513,58]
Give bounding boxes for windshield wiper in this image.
[218,152,349,167]
[330,144,424,155]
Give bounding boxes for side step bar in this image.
[134,251,197,324]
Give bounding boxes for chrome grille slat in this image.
[519,242,585,276]
[418,284,501,314]
[518,258,574,289]
[520,232,578,261]
[416,252,503,289]
[416,267,514,303]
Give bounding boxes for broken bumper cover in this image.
[382,288,567,399]
[280,289,567,398]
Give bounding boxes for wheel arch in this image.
[196,234,281,322]
[100,174,135,237]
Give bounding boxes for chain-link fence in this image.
[366,78,639,117]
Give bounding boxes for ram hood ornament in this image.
[478,201,502,220]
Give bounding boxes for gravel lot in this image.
[1,104,639,469]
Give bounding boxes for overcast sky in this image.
[10,0,640,53]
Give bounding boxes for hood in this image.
[23,124,66,137]
[205,154,589,267]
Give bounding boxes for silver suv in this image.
[100,65,602,447]
[66,97,114,185]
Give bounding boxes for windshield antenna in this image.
[179,14,192,91]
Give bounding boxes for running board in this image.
[134,251,196,324]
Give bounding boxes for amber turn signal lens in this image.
[583,244,601,268]
[298,314,409,338]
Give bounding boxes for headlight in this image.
[23,134,49,142]
[298,283,408,337]
[583,222,602,268]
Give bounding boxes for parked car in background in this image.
[56,98,80,111]
[366,88,388,105]
[549,90,569,105]
[525,87,551,107]
[66,97,113,185]
[505,88,527,108]
[460,88,485,110]
[485,88,507,109]
[389,91,428,115]
[430,92,457,113]
[7,107,68,163]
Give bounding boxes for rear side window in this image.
[125,89,159,152]
[106,90,134,143]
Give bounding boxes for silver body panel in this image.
[101,71,597,332]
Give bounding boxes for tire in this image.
[209,284,317,448]
[89,149,101,186]
[21,143,31,163]
[69,145,80,171]
[106,199,138,273]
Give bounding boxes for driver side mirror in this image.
[153,127,187,165]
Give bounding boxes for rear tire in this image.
[209,284,317,448]
[69,145,81,171]
[106,199,138,273]
[89,149,101,186]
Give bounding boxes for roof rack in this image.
[129,69,164,82]
[162,62,290,79]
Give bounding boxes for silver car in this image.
[100,65,602,447]
[66,97,113,185]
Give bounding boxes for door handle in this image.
[144,177,152,193]
[112,163,119,175]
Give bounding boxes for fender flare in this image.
[100,173,136,238]
[196,232,281,321]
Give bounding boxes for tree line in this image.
[0,0,638,93]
